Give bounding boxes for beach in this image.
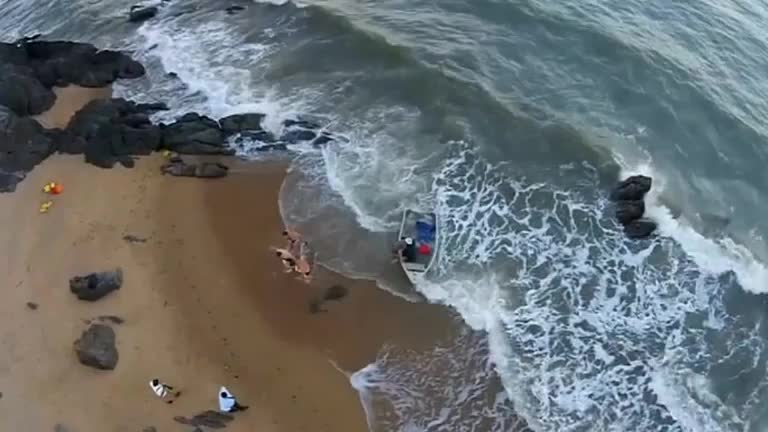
[0,89,459,431]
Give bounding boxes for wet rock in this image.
[129,6,159,23]
[69,268,123,301]
[161,159,229,178]
[615,200,644,225]
[239,130,276,143]
[174,410,234,429]
[281,129,316,144]
[26,301,38,310]
[135,102,169,112]
[610,175,652,201]
[219,113,265,135]
[283,119,320,130]
[0,64,56,116]
[225,5,246,14]
[624,219,657,239]
[161,113,231,155]
[73,324,118,370]
[312,133,334,147]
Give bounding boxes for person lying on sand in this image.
[271,247,297,273]
[282,228,302,255]
[149,378,181,404]
[294,241,314,283]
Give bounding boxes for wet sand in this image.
[0,89,460,431]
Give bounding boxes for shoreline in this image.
[0,86,464,431]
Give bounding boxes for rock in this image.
[69,268,123,301]
[161,159,229,178]
[0,106,55,173]
[312,133,334,147]
[46,128,87,154]
[122,234,148,243]
[73,324,118,370]
[610,175,652,201]
[239,130,276,143]
[129,6,159,23]
[615,200,644,225]
[283,119,320,130]
[161,113,231,155]
[219,113,265,135]
[225,5,246,14]
[0,170,26,193]
[174,410,234,429]
[281,129,316,144]
[26,301,38,310]
[135,102,169,112]
[0,64,56,115]
[624,219,657,239]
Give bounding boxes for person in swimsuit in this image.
[272,247,297,273]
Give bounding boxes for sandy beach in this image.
[0,89,459,431]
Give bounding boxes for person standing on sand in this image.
[218,386,248,413]
[294,241,314,283]
[149,378,181,404]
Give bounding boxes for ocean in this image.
[3,0,768,430]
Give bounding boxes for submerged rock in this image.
[610,175,652,201]
[219,113,264,135]
[624,219,657,239]
[129,6,159,23]
[615,200,645,225]
[69,268,123,301]
[74,324,118,370]
[161,113,231,155]
[225,5,246,14]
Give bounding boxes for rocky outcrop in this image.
[0,106,55,190]
[74,324,118,370]
[69,268,123,301]
[219,113,264,135]
[610,175,656,239]
[129,6,158,23]
[162,112,231,155]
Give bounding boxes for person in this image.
[393,237,417,263]
[271,247,297,273]
[218,386,248,413]
[282,228,302,256]
[149,378,181,404]
[293,241,313,283]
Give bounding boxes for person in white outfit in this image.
[149,378,181,404]
[218,386,248,413]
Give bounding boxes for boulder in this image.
[610,175,652,201]
[69,268,123,301]
[0,170,26,193]
[0,106,55,173]
[0,64,56,116]
[615,200,644,225]
[129,6,159,23]
[74,324,118,370]
[624,219,657,239]
[161,113,231,155]
[161,159,229,178]
[219,113,265,135]
[238,130,276,143]
[281,129,316,144]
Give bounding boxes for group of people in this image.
[149,379,248,413]
[272,228,314,283]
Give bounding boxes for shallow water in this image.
[4,0,768,430]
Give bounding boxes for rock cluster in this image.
[610,175,657,239]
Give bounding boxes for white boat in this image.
[397,209,438,283]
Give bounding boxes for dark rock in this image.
[26,302,38,310]
[239,130,276,143]
[122,234,148,243]
[312,133,334,147]
[615,200,645,225]
[0,170,26,193]
[610,175,652,201]
[73,324,118,370]
[69,268,123,301]
[174,410,234,429]
[161,159,229,178]
[129,6,159,23]
[167,72,178,78]
[0,106,55,173]
[281,129,316,144]
[135,102,169,112]
[0,64,56,116]
[624,219,657,239]
[225,5,246,14]
[161,113,231,155]
[283,119,320,130]
[219,113,264,135]
[46,128,87,154]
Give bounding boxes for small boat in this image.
[397,209,438,282]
